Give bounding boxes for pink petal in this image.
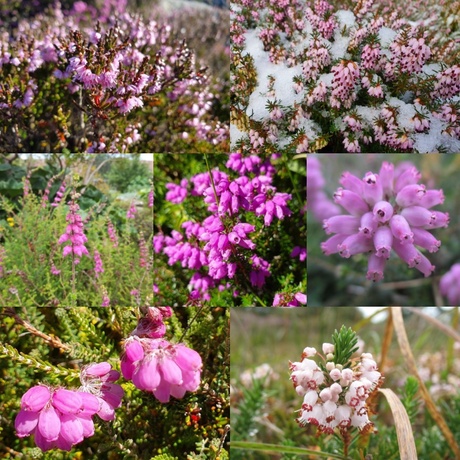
[34,426,56,451]
[62,245,73,257]
[15,409,39,437]
[78,415,95,437]
[121,358,135,380]
[52,389,83,414]
[86,362,111,377]
[38,405,61,441]
[97,398,115,421]
[125,340,144,362]
[132,359,160,391]
[153,379,172,403]
[56,433,73,451]
[170,385,187,400]
[174,345,202,373]
[59,413,84,445]
[79,392,100,416]
[21,385,50,412]
[159,357,183,385]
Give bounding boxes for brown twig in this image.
[3,308,71,352]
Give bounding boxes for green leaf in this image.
[229,442,347,459]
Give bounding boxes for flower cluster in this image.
[154,153,305,305]
[290,338,382,434]
[58,194,90,264]
[321,160,448,281]
[0,1,229,153]
[121,308,202,403]
[273,292,307,306]
[231,0,460,153]
[15,362,123,452]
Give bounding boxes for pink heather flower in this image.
[322,161,448,280]
[51,181,66,207]
[50,264,61,276]
[126,203,137,219]
[93,250,104,277]
[148,190,153,208]
[15,384,102,452]
[121,337,202,403]
[307,157,341,222]
[79,362,124,422]
[107,220,119,248]
[440,264,460,305]
[165,179,189,204]
[291,246,307,262]
[101,294,110,307]
[290,345,381,435]
[58,196,90,264]
[273,292,307,307]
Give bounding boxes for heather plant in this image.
[0,155,153,307]
[153,153,306,307]
[0,306,229,458]
[0,1,229,153]
[231,0,460,153]
[308,154,460,307]
[230,307,460,459]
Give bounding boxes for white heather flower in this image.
[322,343,334,354]
[303,347,317,357]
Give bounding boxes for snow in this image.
[244,29,303,122]
[335,10,356,29]
[356,105,380,125]
[387,97,417,131]
[230,122,246,146]
[413,117,460,153]
[378,27,397,47]
[330,25,351,60]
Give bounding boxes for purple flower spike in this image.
[322,161,447,280]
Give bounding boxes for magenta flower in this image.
[126,203,137,219]
[307,157,341,222]
[58,197,89,264]
[321,161,448,281]
[79,362,124,422]
[51,181,66,207]
[107,220,119,248]
[121,337,202,403]
[148,189,153,208]
[93,250,104,277]
[440,264,460,305]
[15,385,100,452]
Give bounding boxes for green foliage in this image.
[331,325,359,368]
[106,156,152,193]
[231,377,270,460]
[0,307,229,459]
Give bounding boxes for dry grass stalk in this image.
[392,307,460,458]
[378,388,418,460]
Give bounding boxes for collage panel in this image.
[230,0,460,153]
[0,153,153,307]
[230,306,460,459]
[0,306,230,458]
[0,1,229,153]
[153,153,306,307]
[307,153,459,307]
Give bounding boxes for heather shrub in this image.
[307,154,460,306]
[231,0,460,153]
[231,307,460,459]
[0,1,229,153]
[0,306,229,459]
[153,153,306,307]
[0,154,153,307]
